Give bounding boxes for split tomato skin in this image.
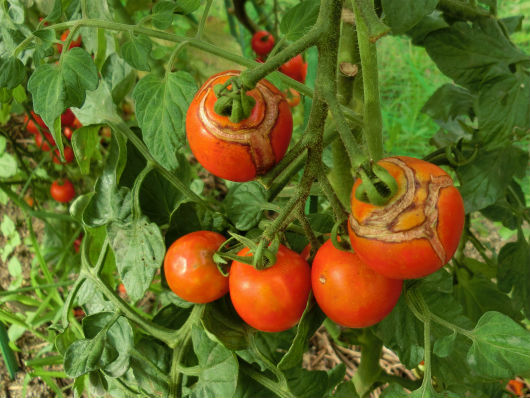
[349,156,465,280]
[164,231,228,304]
[229,245,311,333]
[186,70,292,182]
[50,179,75,203]
[251,30,275,56]
[312,240,402,328]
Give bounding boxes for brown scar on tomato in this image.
[349,157,453,263]
[198,72,282,175]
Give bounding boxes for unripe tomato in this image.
[34,131,56,151]
[349,156,465,280]
[312,240,402,328]
[186,70,293,182]
[164,231,228,304]
[229,245,311,333]
[50,179,75,203]
[61,108,76,126]
[57,30,82,53]
[251,30,275,56]
[52,146,75,164]
[279,55,308,84]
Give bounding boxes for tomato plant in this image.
[251,30,275,56]
[164,231,228,304]
[49,179,75,203]
[186,70,293,181]
[229,245,311,332]
[312,239,402,328]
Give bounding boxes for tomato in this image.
[229,244,311,332]
[186,70,292,182]
[63,126,74,140]
[348,156,465,280]
[507,379,524,396]
[117,283,127,295]
[57,30,82,53]
[164,231,228,304]
[285,88,301,108]
[24,194,34,207]
[74,235,82,253]
[251,30,275,56]
[52,146,75,164]
[61,109,76,126]
[311,239,402,328]
[34,131,56,151]
[72,307,85,318]
[72,117,83,130]
[30,111,48,129]
[50,179,75,203]
[279,55,308,84]
[24,116,42,135]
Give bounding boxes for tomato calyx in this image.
[213,232,279,271]
[330,218,351,252]
[354,160,398,206]
[213,77,256,123]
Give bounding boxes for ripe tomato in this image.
[164,231,228,304]
[117,283,127,295]
[74,235,82,253]
[285,88,301,108]
[251,30,275,56]
[229,244,311,332]
[57,30,82,53]
[50,179,75,203]
[311,240,402,328]
[279,55,308,84]
[34,131,56,151]
[52,146,75,164]
[24,116,42,135]
[349,156,465,280]
[186,70,292,182]
[30,111,48,129]
[24,194,34,207]
[72,117,83,130]
[61,109,76,126]
[507,379,524,396]
[63,126,73,140]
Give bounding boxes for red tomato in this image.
[63,126,73,140]
[117,283,127,295]
[285,88,301,108]
[34,131,56,151]
[251,30,275,56]
[61,109,76,126]
[508,379,525,396]
[52,146,75,164]
[229,244,311,332]
[311,240,402,328]
[24,116,42,135]
[186,70,293,182]
[348,156,465,280]
[57,30,82,53]
[279,55,308,83]
[164,231,228,304]
[72,307,85,318]
[72,117,83,130]
[30,111,48,129]
[50,179,75,203]
[74,235,82,253]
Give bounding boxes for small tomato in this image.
[279,55,307,83]
[50,179,75,203]
[52,146,75,164]
[251,30,275,56]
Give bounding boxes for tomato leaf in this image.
[285,367,328,398]
[382,0,439,35]
[467,311,530,378]
[73,81,119,126]
[202,299,251,351]
[190,325,239,398]
[121,34,152,71]
[175,0,201,14]
[72,125,102,175]
[280,0,320,41]
[132,71,197,171]
[107,217,165,302]
[61,47,100,108]
[0,57,25,89]
[152,1,176,30]
[64,333,118,378]
[101,54,136,105]
[224,182,267,231]
[130,338,170,397]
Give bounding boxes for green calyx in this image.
[213,78,256,123]
[354,161,398,206]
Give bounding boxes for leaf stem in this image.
[196,0,213,39]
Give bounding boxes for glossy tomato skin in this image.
[251,31,275,56]
[52,146,75,164]
[229,245,311,333]
[34,131,56,151]
[63,126,73,140]
[50,179,75,203]
[349,156,465,280]
[312,240,402,328]
[279,55,308,83]
[164,231,228,304]
[186,70,292,182]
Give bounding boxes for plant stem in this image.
[352,0,384,161]
[352,330,382,397]
[317,167,349,221]
[196,0,213,39]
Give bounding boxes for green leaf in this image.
[152,1,176,29]
[175,0,201,14]
[477,71,530,148]
[121,34,152,71]
[202,299,251,351]
[457,145,528,212]
[406,12,448,45]
[101,54,136,105]
[497,238,530,318]
[0,152,17,178]
[130,338,170,397]
[107,217,165,302]
[285,367,328,398]
[332,379,359,397]
[190,325,239,398]
[61,48,99,107]
[423,18,530,91]
[500,15,524,35]
[480,180,525,229]
[380,384,409,398]
[72,81,119,126]
[280,0,320,41]
[132,71,197,170]
[64,334,118,378]
[0,57,25,89]
[421,83,475,124]
[224,182,267,231]
[72,125,102,175]
[467,311,530,378]
[434,331,457,358]
[382,0,439,35]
